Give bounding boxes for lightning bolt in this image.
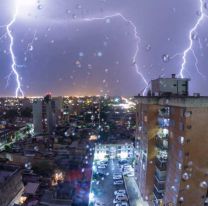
[179,0,208,78]
[2,0,24,97]
[82,13,148,89]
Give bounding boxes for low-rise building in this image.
[0,164,24,206]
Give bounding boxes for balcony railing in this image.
[155,167,166,181]
[155,157,167,171]
[154,176,165,191]
[158,107,170,117]
[153,186,164,200]
[156,137,168,150]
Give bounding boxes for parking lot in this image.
[89,157,134,206]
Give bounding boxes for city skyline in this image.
[0,0,208,97]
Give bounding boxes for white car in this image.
[113,180,124,185]
[126,173,134,177]
[116,194,127,198]
[115,202,129,206]
[113,172,122,175]
[95,202,105,206]
[113,199,120,204]
[123,165,132,170]
[113,175,122,180]
[97,165,106,169]
[116,195,128,202]
[114,190,126,196]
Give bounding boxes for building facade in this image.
[33,94,55,135]
[135,75,208,206]
[0,164,24,206]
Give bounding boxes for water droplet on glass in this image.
[105,68,109,73]
[162,54,170,63]
[72,14,77,19]
[200,181,208,189]
[145,44,151,51]
[196,10,202,17]
[191,33,198,40]
[182,172,189,180]
[105,18,111,23]
[76,4,82,9]
[179,197,184,203]
[37,4,42,10]
[29,45,34,51]
[97,52,103,57]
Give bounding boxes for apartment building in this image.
[135,75,208,206]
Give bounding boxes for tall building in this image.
[33,94,55,135]
[53,96,64,125]
[135,75,208,206]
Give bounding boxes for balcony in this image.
[155,167,166,181]
[153,186,164,200]
[155,157,167,171]
[154,176,165,191]
[157,117,170,128]
[156,136,168,150]
[158,107,170,117]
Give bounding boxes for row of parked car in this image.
[113,189,129,206]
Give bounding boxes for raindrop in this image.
[72,14,77,19]
[200,181,208,189]
[88,64,93,69]
[182,172,189,180]
[162,54,170,63]
[179,197,184,203]
[191,33,198,40]
[105,68,109,73]
[79,52,84,57]
[29,45,34,51]
[66,9,71,14]
[145,44,151,51]
[185,184,190,190]
[37,4,42,10]
[105,18,111,23]
[178,136,185,145]
[76,4,82,9]
[196,10,202,17]
[103,41,108,47]
[97,52,103,57]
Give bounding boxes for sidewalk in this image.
[124,176,149,206]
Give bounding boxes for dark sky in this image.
[0,0,208,97]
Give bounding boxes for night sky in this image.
[0,0,208,97]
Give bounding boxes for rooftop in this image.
[134,96,208,107]
[0,164,20,184]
